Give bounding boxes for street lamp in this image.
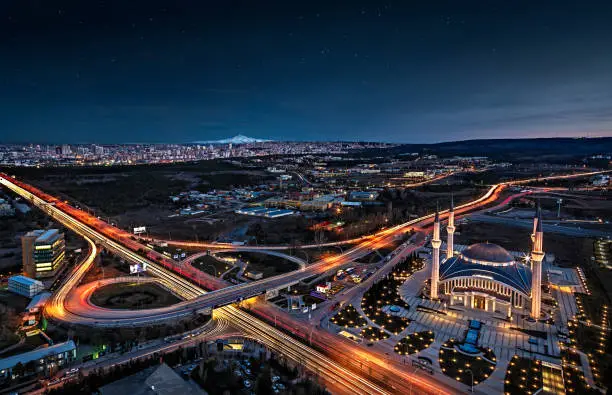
[465,368,474,392]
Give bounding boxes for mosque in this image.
[429,200,544,319]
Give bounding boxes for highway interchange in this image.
[0,169,609,394]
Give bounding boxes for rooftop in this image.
[0,341,76,371]
[9,275,44,287]
[441,243,532,296]
[99,363,205,395]
[460,243,515,266]
[26,292,52,311]
[36,229,62,244]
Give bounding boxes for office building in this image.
[22,229,65,279]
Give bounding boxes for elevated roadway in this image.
[3,171,608,394]
[0,173,459,393]
[3,170,609,327]
[185,248,308,269]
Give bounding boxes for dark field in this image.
[218,251,299,278]
[191,254,234,277]
[7,161,274,241]
[90,282,181,309]
[454,221,593,267]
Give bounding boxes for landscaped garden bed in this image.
[503,355,542,395]
[361,326,390,341]
[439,338,496,387]
[361,254,423,334]
[394,331,435,355]
[330,304,367,328]
[560,348,600,394]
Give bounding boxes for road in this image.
[1,172,504,394]
[1,170,609,394]
[3,172,515,326]
[185,248,308,269]
[468,213,612,238]
[32,316,235,395]
[0,174,411,394]
[2,171,608,329]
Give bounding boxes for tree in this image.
[12,362,25,378]
[25,360,37,376]
[255,367,272,394]
[314,229,327,248]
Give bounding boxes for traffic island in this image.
[393,331,435,355]
[439,338,497,388]
[90,282,181,309]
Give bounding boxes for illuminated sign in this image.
[129,262,147,274]
[133,226,147,235]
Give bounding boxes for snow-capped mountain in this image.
[193,134,271,144]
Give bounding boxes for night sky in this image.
[1,1,612,144]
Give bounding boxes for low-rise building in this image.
[315,282,332,293]
[8,275,45,298]
[25,291,52,313]
[235,206,294,218]
[98,362,205,395]
[245,271,263,280]
[0,341,77,380]
[592,174,610,186]
[349,191,379,201]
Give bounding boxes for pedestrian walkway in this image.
[578,350,597,388]
[394,295,562,361]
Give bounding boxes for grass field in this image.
[90,282,181,310]
[219,251,299,278]
[191,254,234,277]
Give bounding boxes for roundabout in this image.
[89,281,181,310]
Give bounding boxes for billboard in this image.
[133,226,147,235]
[129,262,147,274]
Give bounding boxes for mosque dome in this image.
[460,243,515,266]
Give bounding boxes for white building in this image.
[8,275,45,298]
[316,282,332,293]
[432,203,544,319]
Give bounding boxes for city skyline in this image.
[2,1,612,143]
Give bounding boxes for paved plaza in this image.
[322,234,603,394]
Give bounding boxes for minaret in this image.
[446,196,455,258]
[531,200,541,244]
[530,207,544,319]
[430,210,441,300]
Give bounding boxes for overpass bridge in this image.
[3,170,610,327]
